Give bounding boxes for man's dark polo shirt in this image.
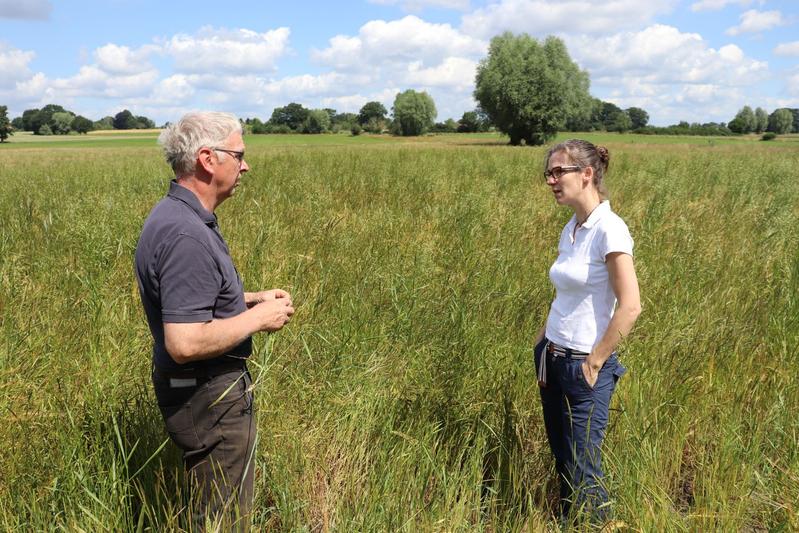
[135,180,251,371]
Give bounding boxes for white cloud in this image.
[690,0,763,12]
[163,26,291,74]
[51,65,160,98]
[571,25,767,86]
[94,43,159,75]
[726,9,785,35]
[461,0,677,39]
[774,41,799,57]
[368,0,470,11]
[0,0,51,19]
[312,16,486,71]
[0,45,35,88]
[405,56,477,89]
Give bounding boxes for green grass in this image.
[1,135,798,531]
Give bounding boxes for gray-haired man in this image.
[135,112,293,528]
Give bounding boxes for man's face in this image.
[213,131,248,201]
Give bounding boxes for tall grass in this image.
[0,139,797,530]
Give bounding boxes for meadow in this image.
[1,131,798,531]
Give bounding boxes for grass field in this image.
[1,131,798,531]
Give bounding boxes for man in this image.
[135,112,294,528]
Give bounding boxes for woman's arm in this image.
[583,252,641,386]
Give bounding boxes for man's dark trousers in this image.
[152,365,256,529]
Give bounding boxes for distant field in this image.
[1,134,797,530]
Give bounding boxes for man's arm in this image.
[164,295,294,364]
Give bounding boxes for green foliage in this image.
[113,110,137,130]
[71,115,94,134]
[768,108,793,134]
[474,33,591,145]
[0,106,12,142]
[609,110,633,133]
[94,116,114,130]
[270,103,310,132]
[37,123,53,135]
[761,132,777,141]
[350,123,362,136]
[358,101,388,125]
[729,105,756,134]
[431,118,458,133]
[391,89,437,136]
[135,116,155,129]
[21,108,39,131]
[302,109,332,134]
[30,104,66,134]
[457,111,481,133]
[626,107,649,129]
[10,116,23,130]
[754,107,768,133]
[51,111,75,134]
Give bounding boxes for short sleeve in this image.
[597,217,633,260]
[158,234,221,323]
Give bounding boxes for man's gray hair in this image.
[158,112,243,176]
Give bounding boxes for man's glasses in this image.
[544,165,582,181]
[212,147,245,163]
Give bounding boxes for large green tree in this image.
[0,106,13,142]
[391,90,437,136]
[626,107,649,129]
[71,115,94,134]
[728,105,755,134]
[113,109,137,130]
[269,103,309,131]
[767,108,793,134]
[474,33,590,145]
[31,104,66,134]
[51,111,75,134]
[302,109,331,134]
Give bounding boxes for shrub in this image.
[351,124,362,136]
[761,132,777,141]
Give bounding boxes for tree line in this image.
[0,105,156,139]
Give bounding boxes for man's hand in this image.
[245,289,292,308]
[250,294,294,332]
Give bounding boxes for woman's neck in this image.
[573,193,602,225]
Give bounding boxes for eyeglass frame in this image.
[544,165,582,181]
[211,147,245,163]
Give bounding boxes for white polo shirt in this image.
[545,201,633,353]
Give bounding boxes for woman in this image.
[533,139,641,523]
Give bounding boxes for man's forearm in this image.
[164,310,262,364]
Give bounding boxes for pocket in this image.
[611,359,627,383]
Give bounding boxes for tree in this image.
[474,33,591,145]
[789,108,799,133]
[135,115,155,129]
[358,101,388,125]
[30,104,66,134]
[113,109,137,130]
[457,111,481,133]
[21,108,39,131]
[391,89,437,136]
[269,103,309,131]
[11,116,23,130]
[94,116,114,130]
[626,107,649,129]
[0,106,13,142]
[767,108,793,134]
[302,109,331,134]
[609,111,632,133]
[38,124,53,135]
[728,106,755,134]
[754,107,768,133]
[71,115,94,134]
[51,111,75,134]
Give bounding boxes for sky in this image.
[0,0,797,127]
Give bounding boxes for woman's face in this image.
[545,151,587,206]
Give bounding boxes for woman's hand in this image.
[581,360,601,388]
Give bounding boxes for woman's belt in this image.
[537,340,589,386]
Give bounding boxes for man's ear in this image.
[196,147,215,174]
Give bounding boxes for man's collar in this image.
[167,180,217,226]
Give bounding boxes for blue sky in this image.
[1,0,797,126]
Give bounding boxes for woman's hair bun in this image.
[596,145,610,165]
